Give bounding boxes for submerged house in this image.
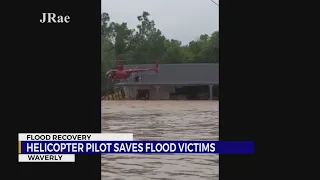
[114,63,219,100]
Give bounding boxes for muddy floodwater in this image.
[101,101,219,180]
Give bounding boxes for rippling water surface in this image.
[101,101,219,180]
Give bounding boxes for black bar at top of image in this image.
[219,0,257,180]
[15,1,101,180]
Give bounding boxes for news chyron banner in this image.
[18,133,254,162]
[18,133,133,162]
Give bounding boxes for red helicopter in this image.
[106,60,159,82]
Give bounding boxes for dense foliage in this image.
[101,11,219,73]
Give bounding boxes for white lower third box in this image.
[18,154,75,162]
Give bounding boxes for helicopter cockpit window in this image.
[106,70,115,75]
[106,70,116,78]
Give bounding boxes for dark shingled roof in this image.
[115,63,219,86]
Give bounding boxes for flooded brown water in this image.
[101,101,219,180]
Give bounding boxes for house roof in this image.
[115,63,219,86]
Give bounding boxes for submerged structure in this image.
[114,63,219,100]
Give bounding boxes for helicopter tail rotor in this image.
[154,60,159,73]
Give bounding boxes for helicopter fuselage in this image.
[112,70,131,79]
